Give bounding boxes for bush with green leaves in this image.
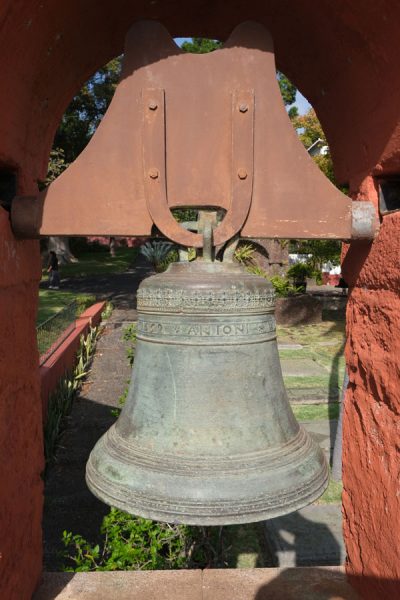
[123,323,137,366]
[62,510,192,571]
[269,275,303,297]
[139,240,175,272]
[286,262,313,281]
[233,242,256,266]
[244,264,303,297]
[62,508,233,571]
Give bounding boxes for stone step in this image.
[34,567,359,600]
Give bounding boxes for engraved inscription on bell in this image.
[137,315,276,341]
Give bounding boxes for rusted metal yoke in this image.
[11,20,377,245]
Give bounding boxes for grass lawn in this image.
[318,477,343,504]
[37,290,96,325]
[292,403,340,421]
[43,247,139,280]
[278,321,346,401]
[38,247,139,324]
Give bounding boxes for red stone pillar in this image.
[342,176,400,598]
[0,210,44,599]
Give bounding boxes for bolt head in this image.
[149,168,159,179]
[239,104,248,113]
[238,168,248,180]
[149,102,158,110]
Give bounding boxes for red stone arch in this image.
[1,3,400,599]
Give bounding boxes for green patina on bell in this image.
[86,249,328,525]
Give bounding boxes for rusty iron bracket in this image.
[9,21,378,244]
[142,88,254,248]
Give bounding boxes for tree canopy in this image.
[292,108,335,183]
[180,37,222,54]
[54,57,122,164]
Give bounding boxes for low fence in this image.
[39,301,106,418]
[37,301,77,365]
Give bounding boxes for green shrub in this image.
[62,509,232,571]
[62,510,192,571]
[101,301,114,320]
[270,275,303,297]
[123,323,137,366]
[286,262,313,281]
[234,242,256,266]
[139,241,175,272]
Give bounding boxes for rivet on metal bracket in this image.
[239,104,248,113]
[148,168,159,179]
[238,168,248,180]
[149,102,158,111]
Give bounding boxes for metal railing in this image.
[37,301,77,365]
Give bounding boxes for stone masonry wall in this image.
[342,175,400,598]
[0,210,43,599]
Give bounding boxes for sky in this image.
[174,38,312,116]
[296,91,312,115]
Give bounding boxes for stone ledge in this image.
[34,567,359,600]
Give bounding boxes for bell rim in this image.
[86,427,329,525]
[86,455,329,526]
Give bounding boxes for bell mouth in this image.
[86,423,328,526]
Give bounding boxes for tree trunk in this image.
[48,236,78,265]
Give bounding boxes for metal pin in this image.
[149,102,158,111]
[238,168,247,180]
[239,104,248,113]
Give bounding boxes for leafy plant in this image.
[286,262,313,293]
[61,509,245,572]
[62,510,194,571]
[101,302,114,320]
[270,275,303,297]
[269,275,292,297]
[171,208,198,223]
[157,248,179,272]
[246,264,269,279]
[287,262,313,282]
[139,241,175,272]
[123,323,137,366]
[43,326,99,467]
[234,243,256,266]
[246,266,302,298]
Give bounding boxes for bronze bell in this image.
[86,240,328,525]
